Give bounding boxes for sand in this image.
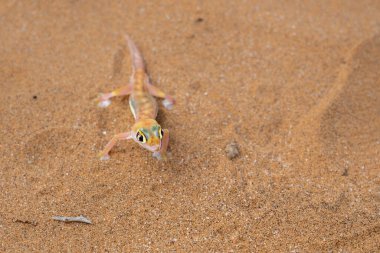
[1,0,380,252]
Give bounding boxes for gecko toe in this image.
[99,154,110,161]
[153,152,168,161]
[162,99,173,110]
[153,152,162,160]
[98,99,111,108]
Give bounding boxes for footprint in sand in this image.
[292,34,380,166]
[23,128,73,165]
[320,35,380,161]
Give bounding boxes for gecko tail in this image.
[125,34,145,70]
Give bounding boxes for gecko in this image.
[97,34,175,161]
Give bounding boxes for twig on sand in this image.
[13,219,38,226]
[52,215,92,224]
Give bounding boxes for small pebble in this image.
[195,17,204,23]
[225,142,239,160]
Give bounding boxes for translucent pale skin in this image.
[97,35,174,160]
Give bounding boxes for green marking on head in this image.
[141,128,150,138]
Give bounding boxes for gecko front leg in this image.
[146,84,175,110]
[153,129,170,160]
[98,132,132,160]
[98,85,132,108]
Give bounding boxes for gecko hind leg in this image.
[98,132,132,160]
[98,85,132,108]
[146,84,175,110]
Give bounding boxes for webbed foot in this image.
[162,99,174,110]
[97,93,112,108]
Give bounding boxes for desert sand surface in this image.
[1,0,380,252]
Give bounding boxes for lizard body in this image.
[97,34,174,160]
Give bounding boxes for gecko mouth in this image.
[146,145,160,152]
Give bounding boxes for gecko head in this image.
[131,119,164,152]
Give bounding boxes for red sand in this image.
[1,1,379,251]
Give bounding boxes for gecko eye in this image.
[136,130,146,143]
[158,127,164,139]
